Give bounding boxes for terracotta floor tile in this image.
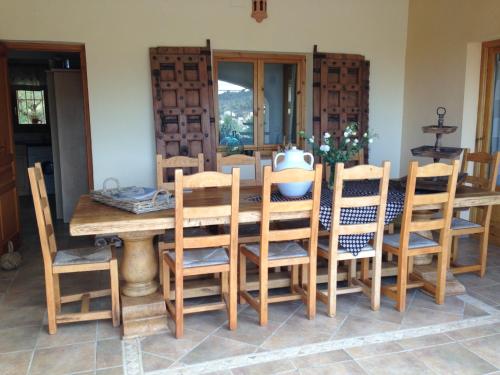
[461,333,500,368]
[396,333,453,350]
[0,325,39,353]
[180,335,257,365]
[446,323,500,341]
[231,359,295,375]
[357,351,434,374]
[139,329,207,361]
[333,314,400,339]
[0,305,44,330]
[414,342,497,375]
[0,350,32,375]
[299,360,367,375]
[36,321,96,348]
[346,342,404,359]
[30,342,96,375]
[96,367,124,375]
[291,349,351,368]
[141,352,173,372]
[97,339,122,369]
[400,306,462,328]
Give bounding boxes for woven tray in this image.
[90,178,174,214]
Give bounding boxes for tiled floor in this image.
[1,198,500,374]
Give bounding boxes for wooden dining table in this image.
[70,183,500,337]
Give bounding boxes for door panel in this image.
[0,43,20,253]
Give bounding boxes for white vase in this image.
[273,147,314,197]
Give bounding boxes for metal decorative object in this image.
[251,0,267,22]
[411,107,463,162]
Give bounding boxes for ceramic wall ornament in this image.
[251,0,268,22]
[273,146,314,197]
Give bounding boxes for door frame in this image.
[476,39,500,157]
[2,40,94,189]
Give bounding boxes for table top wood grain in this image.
[70,185,500,236]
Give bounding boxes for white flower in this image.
[353,138,359,144]
[369,138,374,143]
[343,131,349,137]
[363,132,368,138]
[324,132,331,139]
[308,136,314,143]
[345,138,351,143]
[319,144,330,152]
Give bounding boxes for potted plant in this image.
[299,122,375,188]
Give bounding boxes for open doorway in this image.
[0,42,93,254]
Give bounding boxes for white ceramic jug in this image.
[273,146,314,197]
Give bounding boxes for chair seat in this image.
[244,241,308,260]
[167,247,229,268]
[163,226,211,242]
[383,233,438,249]
[451,217,482,230]
[53,246,112,266]
[317,238,374,255]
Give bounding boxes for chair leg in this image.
[371,252,382,312]
[307,257,317,320]
[435,249,448,305]
[221,271,229,301]
[162,256,171,301]
[479,231,489,278]
[348,260,356,286]
[239,252,247,304]
[451,236,459,265]
[53,274,61,313]
[360,258,369,283]
[259,265,268,326]
[44,270,57,334]
[395,253,408,312]
[290,265,299,293]
[158,249,163,285]
[301,264,308,290]
[229,256,237,330]
[174,271,184,339]
[110,259,121,327]
[327,254,338,317]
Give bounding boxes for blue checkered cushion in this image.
[317,238,373,255]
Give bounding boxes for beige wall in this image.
[0,0,409,186]
[401,0,500,175]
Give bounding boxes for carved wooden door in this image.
[313,47,370,161]
[150,42,216,170]
[0,43,20,254]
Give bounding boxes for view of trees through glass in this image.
[16,88,47,125]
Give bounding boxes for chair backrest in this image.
[329,161,391,252]
[399,160,460,249]
[156,154,204,191]
[174,169,240,263]
[216,152,262,186]
[28,162,57,267]
[460,149,500,192]
[325,149,365,182]
[259,164,323,259]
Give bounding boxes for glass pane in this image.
[17,90,25,100]
[263,63,298,145]
[25,90,33,100]
[217,62,254,146]
[33,90,43,99]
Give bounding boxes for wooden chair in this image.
[28,163,120,334]
[156,153,204,192]
[239,164,323,325]
[162,169,240,338]
[317,161,390,317]
[156,153,205,284]
[449,149,500,276]
[381,160,460,311]
[216,152,262,186]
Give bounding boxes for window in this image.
[14,87,48,125]
[214,52,305,151]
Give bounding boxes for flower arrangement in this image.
[299,122,375,188]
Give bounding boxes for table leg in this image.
[120,230,163,297]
